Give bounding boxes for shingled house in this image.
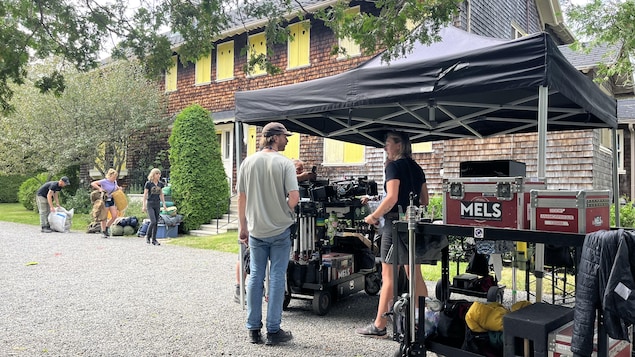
[129,0,625,201]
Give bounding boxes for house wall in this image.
[455,0,542,36]
[127,13,375,187]
[128,0,617,203]
[430,130,607,193]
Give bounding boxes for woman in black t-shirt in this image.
[356,130,430,337]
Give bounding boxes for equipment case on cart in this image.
[547,321,631,357]
[529,190,610,233]
[443,176,547,229]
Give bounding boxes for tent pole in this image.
[535,85,548,303]
[613,128,620,227]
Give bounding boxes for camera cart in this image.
[434,238,505,304]
[284,179,382,315]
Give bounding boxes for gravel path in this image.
[1,222,442,357]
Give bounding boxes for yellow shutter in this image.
[338,6,361,58]
[216,41,234,81]
[343,142,364,162]
[323,138,364,164]
[412,142,432,153]
[288,21,310,68]
[247,126,257,156]
[248,33,267,76]
[281,133,300,160]
[195,53,211,84]
[165,55,178,92]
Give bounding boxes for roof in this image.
[557,43,620,72]
[618,98,635,121]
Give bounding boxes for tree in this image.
[168,104,230,232]
[564,0,634,83]
[0,58,167,176]
[1,0,461,113]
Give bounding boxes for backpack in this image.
[434,300,473,347]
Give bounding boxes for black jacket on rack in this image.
[571,229,635,356]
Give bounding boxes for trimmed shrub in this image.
[0,174,28,203]
[168,104,230,232]
[18,173,51,211]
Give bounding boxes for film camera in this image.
[307,176,377,202]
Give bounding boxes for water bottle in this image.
[327,212,338,244]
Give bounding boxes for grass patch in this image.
[0,202,142,232]
[167,231,240,253]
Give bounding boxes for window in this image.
[288,21,310,69]
[245,126,300,159]
[195,53,211,84]
[247,32,267,76]
[224,131,231,160]
[165,55,178,92]
[412,142,433,153]
[600,129,625,174]
[600,128,613,149]
[323,138,364,164]
[618,130,625,174]
[337,6,361,59]
[216,41,234,81]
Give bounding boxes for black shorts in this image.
[380,213,446,265]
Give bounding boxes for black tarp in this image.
[234,27,617,148]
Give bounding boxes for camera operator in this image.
[294,159,317,183]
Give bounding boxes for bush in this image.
[63,187,92,214]
[0,174,28,203]
[168,104,230,232]
[611,200,635,228]
[18,173,51,211]
[428,195,443,220]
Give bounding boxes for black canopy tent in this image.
[235,27,616,149]
[234,27,619,301]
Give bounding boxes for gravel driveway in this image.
[1,222,440,357]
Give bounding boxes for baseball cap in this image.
[60,176,70,185]
[262,122,292,137]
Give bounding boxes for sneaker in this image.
[355,323,387,337]
[265,329,293,345]
[102,229,109,238]
[249,329,262,344]
[41,227,52,233]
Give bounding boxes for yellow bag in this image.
[112,190,128,211]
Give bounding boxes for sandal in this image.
[355,323,387,336]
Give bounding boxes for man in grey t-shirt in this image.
[237,122,299,346]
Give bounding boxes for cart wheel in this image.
[283,291,291,310]
[364,272,381,296]
[435,279,444,300]
[487,286,504,303]
[312,290,331,316]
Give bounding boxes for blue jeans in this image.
[246,228,291,333]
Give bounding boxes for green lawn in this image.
[0,203,569,296]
